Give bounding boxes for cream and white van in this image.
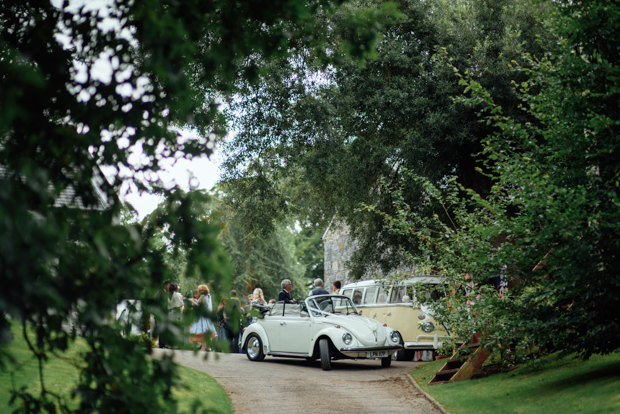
[340,277,451,360]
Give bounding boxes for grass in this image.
[411,352,620,414]
[0,321,232,414]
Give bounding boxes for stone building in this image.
[322,220,415,290]
[322,221,356,290]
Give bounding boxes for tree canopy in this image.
[200,189,309,301]
[0,0,393,411]
[363,0,620,360]
[221,0,551,278]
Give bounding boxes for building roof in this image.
[0,163,113,211]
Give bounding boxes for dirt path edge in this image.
[406,373,451,414]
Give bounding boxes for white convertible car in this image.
[240,294,403,370]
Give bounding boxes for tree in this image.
[0,0,386,411]
[460,0,620,359]
[294,226,325,285]
[147,187,323,301]
[205,189,306,301]
[363,0,620,360]
[221,0,552,278]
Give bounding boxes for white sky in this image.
[49,0,224,220]
[122,149,223,219]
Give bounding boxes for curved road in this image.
[152,349,442,414]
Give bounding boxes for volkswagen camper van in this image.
[340,277,451,360]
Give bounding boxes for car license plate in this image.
[367,351,388,358]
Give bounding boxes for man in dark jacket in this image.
[308,278,329,296]
[229,290,243,353]
[278,279,296,303]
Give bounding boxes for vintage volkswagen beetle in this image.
[240,294,402,370]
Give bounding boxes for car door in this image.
[278,315,312,353]
[261,304,285,351]
[276,303,312,353]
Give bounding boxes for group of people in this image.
[307,278,341,297]
[153,281,216,350]
[152,278,343,351]
[269,278,342,305]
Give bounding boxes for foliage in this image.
[0,0,387,411]
[411,352,620,414]
[0,320,232,414]
[141,198,192,293]
[456,0,620,359]
[220,0,551,278]
[127,332,157,349]
[141,187,325,302]
[437,342,456,357]
[208,189,307,301]
[360,0,620,360]
[293,226,325,286]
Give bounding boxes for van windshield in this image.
[412,284,446,303]
[389,285,414,303]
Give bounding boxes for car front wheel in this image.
[246,334,265,362]
[319,338,331,371]
[381,356,392,368]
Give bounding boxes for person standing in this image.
[168,283,184,321]
[252,288,266,305]
[154,281,170,348]
[189,284,215,351]
[309,278,329,296]
[278,279,296,303]
[216,297,231,342]
[229,290,243,353]
[244,294,254,327]
[332,280,341,294]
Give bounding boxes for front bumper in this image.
[404,334,451,350]
[339,345,402,358]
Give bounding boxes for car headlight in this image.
[390,330,400,343]
[420,321,435,333]
[417,313,426,320]
[342,332,353,345]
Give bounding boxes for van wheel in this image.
[246,334,265,361]
[394,349,415,361]
[319,339,332,371]
[381,356,392,368]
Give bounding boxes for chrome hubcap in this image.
[247,337,260,358]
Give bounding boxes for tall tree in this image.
[457,0,620,359]
[206,189,307,301]
[365,0,620,360]
[0,0,387,411]
[221,0,551,278]
[294,226,325,285]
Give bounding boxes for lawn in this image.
[0,321,232,414]
[411,352,620,414]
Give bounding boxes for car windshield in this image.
[306,295,358,316]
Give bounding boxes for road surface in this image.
[152,349,443,414]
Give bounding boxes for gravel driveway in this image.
[152,349,442,414]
